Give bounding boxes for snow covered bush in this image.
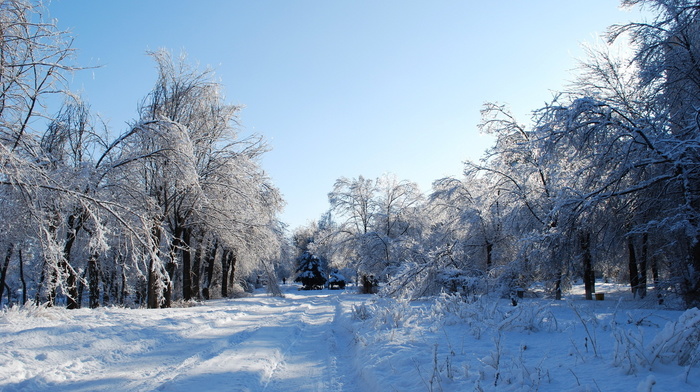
[613,308,700,375]
[430,293,559,336]
[351,303,373,321]
[355,298,423,330]
[328,269,346,289]
[649,308,700,367]
[435,268,488,298]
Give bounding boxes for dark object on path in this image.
[360,274,378,294]
[328,269,346,290]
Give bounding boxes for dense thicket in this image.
[296,0,700,308]
[0,0,284,308]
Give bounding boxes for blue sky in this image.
[47,1,645,230]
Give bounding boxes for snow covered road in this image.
[0,289,368,392]
[4,283,698,391]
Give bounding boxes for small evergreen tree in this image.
[294,251,326,290]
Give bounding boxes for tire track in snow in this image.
[119,304,296,391]
[118,323,264,391]
[260,294,366,392]
[0,291,370,392]
[151,293,365,392]
[260,298,334,391]
[135,297,324,391]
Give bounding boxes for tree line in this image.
[293,0,700,309]
[0,0,284,309]
[3,0,700,310]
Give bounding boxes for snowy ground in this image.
[1,283,699,391]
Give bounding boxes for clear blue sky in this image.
[47,0,645,231]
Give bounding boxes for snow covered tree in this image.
[608,0,700,306]
[329,176,378,235]
[132,50,284,307]
[0,10,284,308]
[0,0,97,308]
[327,174,425,292]
[294,251,326,290]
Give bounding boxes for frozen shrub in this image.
[431,293,558,334]
[352,303,373,321]
[649,308,700,367]
[351,298,423,330]
[435,268,487,297]
[328,269,346,289]
[497,304,559,333]
[371,299,418,329]
[613,307,700,374]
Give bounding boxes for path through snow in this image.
[6,283,697,391]
[0,288,368,392]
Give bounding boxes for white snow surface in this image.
[1,283,699,391]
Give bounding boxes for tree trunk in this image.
[684,236,700,308]
[147,220,163,309]
[120,269,127,305]
[221,249,231,298]
[77,268,87,309]
[43,214,59,307]
[3,283,10,305]
[554,272,563,300]
[87,252,100,308]
[64,260,79,309]
[581,231,594,300]
[181,228,193,301]
[35,262,46,306]
[192,235,202,300]
[627,236,639,298]
[485,241,493,273]
[638,233,648,299]
[48,264,58,307]
[102,266,116,306]
[651,245,661,304]
[163,232,180,309]
[201,239,217,300]
[164,259,175,308]
[0,244,14,307]
[147,256,159,309]
[100,271,109,305]
[63,212,82,309]
[220,249,237,298]
[19,249,26,304]
[229,252,236,294]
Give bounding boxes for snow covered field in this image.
[1,284,698,391]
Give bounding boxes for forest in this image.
[2,0,700,311]
[293,0,700,310]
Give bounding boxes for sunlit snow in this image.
[1,283,698,391]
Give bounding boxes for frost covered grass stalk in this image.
[413,344,444,392]
[1,301,67,321]
[568,301,599,357]
[491,332,503,387]
[611,324,649,374]
[354,298,420,330]
[437,328,457,382]
[476,330,505,387]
